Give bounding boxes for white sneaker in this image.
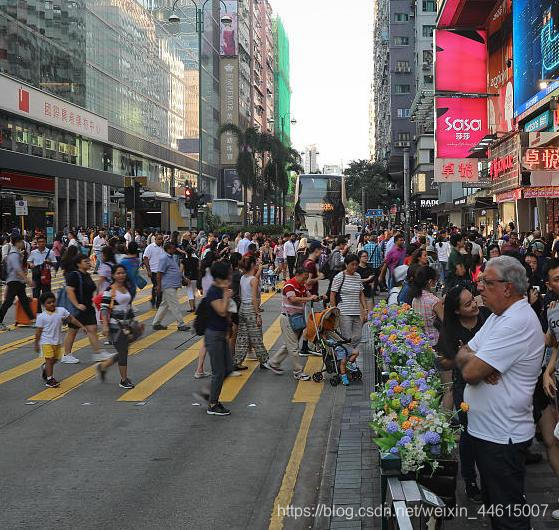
[61,355,80,364]
[91,351,113,362]
[228,370,242,377]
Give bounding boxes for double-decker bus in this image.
[293,174,347,238]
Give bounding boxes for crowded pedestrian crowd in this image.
[1,220,559,526]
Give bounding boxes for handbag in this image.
[335,273,346,305]
[57,271,83,317]
[288,312,306,332]
[40,249,52,286]
[135,273,148,289]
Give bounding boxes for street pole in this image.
[361,187,366,230]
[403,148,410,245]
[197,7,203,231]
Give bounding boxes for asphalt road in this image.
[0,276,341,530]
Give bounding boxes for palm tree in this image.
[218,124,260,226]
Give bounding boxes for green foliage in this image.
[204,212,223,233]
[344,160,402,212]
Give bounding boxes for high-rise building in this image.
[409,0,437,222]
[370,0,417,181]
[273,17,291,146]
[304,145,319,174]
[0,0,223,231]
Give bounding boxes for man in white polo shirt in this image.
[456,255,544,530]
[143,233,165,309]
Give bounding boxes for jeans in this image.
[33,282,51,313]
[0,281,34,323]
[471,435,531,530]
[439,261,448,284]
[94,250,102,273]
[286,256,296,278]
[150,272,162,308]
[205,328,233,404]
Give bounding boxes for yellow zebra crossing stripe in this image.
[220,315,282,402]
[28,297,192,401]
[118,289,281,402]
[0,293,153,357]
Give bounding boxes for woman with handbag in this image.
[330,254,367,385]
[96,264,144,389]
[267,267,317,380]
[61,255,112,364]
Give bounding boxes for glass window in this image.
[422,0,436,11]
[397,108,411,118]
[393,36,409,46]
[396,61,410,71]
[395,13,409,21]
[397,132,411,141]
[395,84,411,94]
[424,74,434,84]
[422,25,435,37]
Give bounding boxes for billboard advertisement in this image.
[220,0,238,57]
[435,30,487,93]
[513,0,559,116]
[220,58,239,165]
[487,0,514,134]
[223,169,242,201]
[435,97,488,158]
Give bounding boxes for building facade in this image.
[0,0,223,233]
[304,145,319,174]
[273,16,291,147]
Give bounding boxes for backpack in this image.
[319,250,331,277]
[194,297,210,336]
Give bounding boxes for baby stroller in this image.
[306,303,363,386]
[261,265,280,293]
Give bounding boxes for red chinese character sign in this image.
[434,158,480,182]
[435,98,488,158]
[522,147,559,186]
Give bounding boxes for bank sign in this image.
[0,73,108,142]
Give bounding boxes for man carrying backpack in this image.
[0,236,34,330]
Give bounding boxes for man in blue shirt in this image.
[152,242,190,331]
[363,233,383,295]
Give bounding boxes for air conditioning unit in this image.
[422,62,432,71]
[394,141,411,148]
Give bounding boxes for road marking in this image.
[292,356,324,403]
[269,402,316,530]
[220,315,282,402]
[118,340,202,401]
[27,297,192,401]
[0,293,153,357]
[120,289,281,402]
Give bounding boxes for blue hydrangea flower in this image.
[390,447,399,454]
[406,359,415,366]
[386,389,394,397]
[401,380,410,388]
[405,429,414,437]
[400,395,412,407]
[423,431,441,445]
[401,370,408,377]
[430,444,441,455]
[386,421,399,434]
[388,379,398,388]
[397,435,412,446]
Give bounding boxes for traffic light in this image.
[124,181,143,209]
[184,186,198,210]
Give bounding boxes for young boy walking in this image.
[34,292,85,388]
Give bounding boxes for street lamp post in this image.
[169,0,229,213]
[267,113,296,226]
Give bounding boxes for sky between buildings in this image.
[271,0,372,170]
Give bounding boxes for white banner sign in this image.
[0,73,108,142]
[434,158,479,183]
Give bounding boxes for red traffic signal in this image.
[184,186,197,209]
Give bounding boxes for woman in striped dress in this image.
[96,264,144,389]
[330,254,367,385]
[234,255,278,372]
